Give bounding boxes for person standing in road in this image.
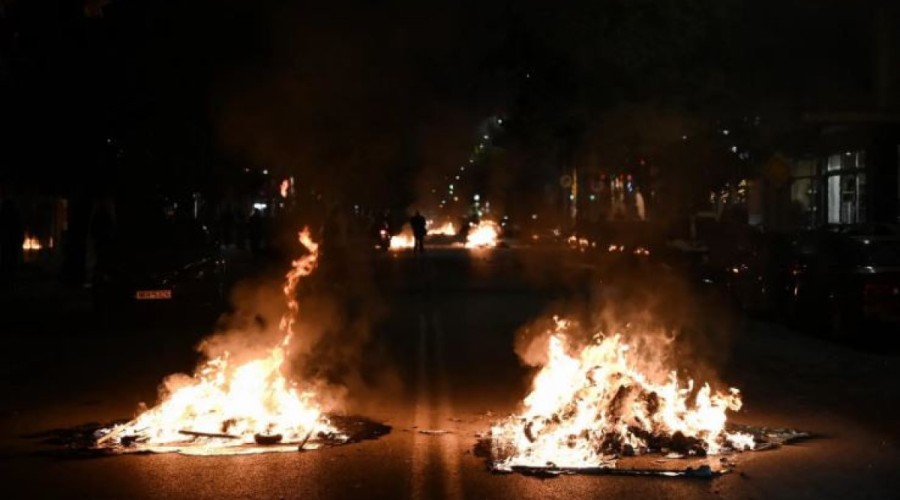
[410,210,427,253]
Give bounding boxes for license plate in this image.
[136,290,172,300]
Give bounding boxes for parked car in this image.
[782,229,900,338]
[713,231,790,316]
[93,215,227,313]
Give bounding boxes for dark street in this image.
[1,246,898,499]
[2,3,900,497]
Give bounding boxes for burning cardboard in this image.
[485,317,809,477]
[91,228,366,456]
[465,220,500,248]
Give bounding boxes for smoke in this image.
[513,259,738,392]
[211,1,506,212]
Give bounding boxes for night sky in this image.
[1,0,896,206]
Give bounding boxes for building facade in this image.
[782,123,899,230]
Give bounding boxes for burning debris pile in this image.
[95,229,347,455]
[489,318,757,473]
[465,220,500,248]
[389,228,416,250]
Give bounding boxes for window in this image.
[790,159,818,227]
[825,151,866,224]
[791,177,818,227]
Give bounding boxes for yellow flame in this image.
[389,228,416,250]
[491,318,751,468]
[100,227,340,454]
[465,220,500,248]
[427,221,456,236]
[22,235,42,251]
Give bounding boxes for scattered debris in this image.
[254,433,283,445]
[418,429,452,436]
[297,430,313,451]
[495,463,723,479]
[479,423,813,479]
[25,415,391,457]
[180,430,241,440]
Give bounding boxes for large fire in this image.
[465,220,500,248]
[491,318,753,470]
[98,228,342,455]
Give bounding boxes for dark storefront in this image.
[781,123,900,230]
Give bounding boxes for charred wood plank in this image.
[178,430,241,440]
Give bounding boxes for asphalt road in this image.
[1,246,898,499]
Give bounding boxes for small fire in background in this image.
[280,179,290,198]
[389,228,416,250]
[566,236,591,250]
[96,228,344,455]
[465,220,500,248]
[633,246,651,256]
[427,220,457,237]
[490,317,754,471]
[22,234,42,251]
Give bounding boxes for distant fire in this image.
[389,228,416,250]
[465,220,500,248]
[633,246,651,256]
[97,228,343,455]
[491,318,753,471]
[427,221,457,237]
[22,235,42,251]
[280,179,290,198]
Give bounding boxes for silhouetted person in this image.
[410,210,427,253]
[0,194,24,288]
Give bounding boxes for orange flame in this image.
[491,318,752,469]
[427,221,457,237]
[99,227,341,454]
[280,179,290,198]
[389,228,416,250]
[465,220,500,248]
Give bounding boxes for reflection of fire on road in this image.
[97,228,345,455]
[465,220,500,248]
[490,317,755,472]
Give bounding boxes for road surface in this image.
[1,246,898,499]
